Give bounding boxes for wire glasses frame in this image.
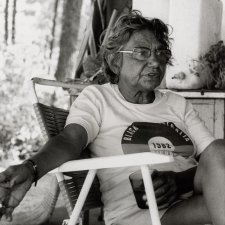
[117,47,172,63]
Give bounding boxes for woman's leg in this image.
[193,140,225,225]
[162,140,225,225]
[161,195,211,225]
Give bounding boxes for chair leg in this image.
[141,165,161,225]
[98,207,104,221]
[83,210,89,225]
[68,169,97,225]
[62,219,69,225]
[62,218,82,225]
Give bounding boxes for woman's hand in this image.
[143,170,178,210]
[0,163,34,221]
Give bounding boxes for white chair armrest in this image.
[51,152,173,173]
[52,152,173,225]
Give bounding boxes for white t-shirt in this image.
[66,83,215,224]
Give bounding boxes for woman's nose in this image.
[146,52,160,67]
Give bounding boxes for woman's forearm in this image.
[29,124,87,179]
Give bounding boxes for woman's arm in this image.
[0,123,87,221]
[142,167,197,210]
[30,123,87,178]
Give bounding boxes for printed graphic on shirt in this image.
[121,122,194,158]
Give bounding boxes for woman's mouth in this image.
[145,73,160,77]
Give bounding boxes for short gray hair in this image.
[101,10,172,84]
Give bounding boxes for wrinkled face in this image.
[118,29,168,93]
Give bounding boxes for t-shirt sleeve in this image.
[184,100,215,155]
[65,86,101,145]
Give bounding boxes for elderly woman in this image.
[0,11,225,225]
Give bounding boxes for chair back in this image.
[30,78,103,217]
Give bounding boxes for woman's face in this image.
[118,29,167,94]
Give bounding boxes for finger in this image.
[4,207,14,222]
[0,203,6,212]
[156,194,167,206]
[142,183,170,200]
[0,171,7,183]
[9,178,17,188]
[0,168,18,188]
[153,178,165,190]
[154,183,170,198]
[158,202,170,210]
[156,187,173,204]
[156,186,176,206]
[0,203,6,219]
[7,193,21,209]
[152,173,169,190]
[0,182,11,188]
[8,166,33,188]
[0,171,10,184]
[142,195,171,210]
[0,166,22,188]
[0,187,10,205]
[0,187,10,198]
[157,195,177,210]
[144,200,168,210]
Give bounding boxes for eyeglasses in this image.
[117,47,172,63]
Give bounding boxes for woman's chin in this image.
[140,80,160,91]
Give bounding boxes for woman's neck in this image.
[118,86,155,104]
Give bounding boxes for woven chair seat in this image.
[33,102,103,218]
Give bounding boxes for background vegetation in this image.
[0,0,90,165]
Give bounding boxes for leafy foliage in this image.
[0,0,91,165]
[189,41,225,89]
[0,43,73,166]
[0,44,42,164]
[202,41,225,89]
[0,0,63,165]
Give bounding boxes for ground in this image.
[47,195,104,225]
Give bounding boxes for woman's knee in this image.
[199,139,225,168]
[161,196,211,225]
[194,139,225,192]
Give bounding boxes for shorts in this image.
[110,206,167,225]
[110,197,189,225]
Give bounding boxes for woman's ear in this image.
[106,53,122,75]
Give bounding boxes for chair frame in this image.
[30,77,174,225]
[30,77,102,224]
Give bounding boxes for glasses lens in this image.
[156,49,172,62]
[132,48,150,61]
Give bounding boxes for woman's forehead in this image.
[125,29,162,48]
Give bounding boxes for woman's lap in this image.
[111,195,211,225]
[111,205,168,225]
[161,195,211,225]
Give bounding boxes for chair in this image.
[30,77,102,225]
[30,77,173,225]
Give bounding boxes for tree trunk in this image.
[4,0,9,45]
[49,0,59,59]
[54,0,82,81]
[12,0,17,44]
